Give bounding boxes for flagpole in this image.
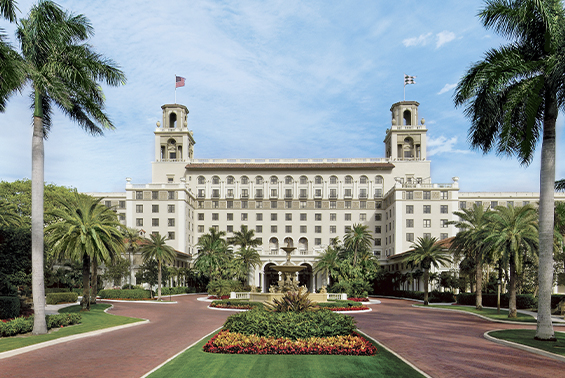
[403,73,406,101]
[174,74,177,104]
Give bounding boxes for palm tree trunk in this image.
[31,113,47,335]
[91,258,98,304]
[475,255,483,310]
[508,263,517,318]
[81,253,91,310]
[423,269,429,306]
[157,260,162,300]
[536,96,557,340]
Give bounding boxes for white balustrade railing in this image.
[230,292,251,300]
[327,293,348,301]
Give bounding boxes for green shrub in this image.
[264,290,316,312]
[98,289,151,299]
[46,292,79,305]
[223,309,356,340]
[429,290,456,303]
[121,284,143,290]
[0,296,20,319]
[391,290,425,301]
[0,313,81,337]
[329,280,371,298]
[207,279,242,297]
[318,300,364,309]
[45,288,71,294]
[456,293,537,309]
[211,300,264,309]
[160,286,197,295]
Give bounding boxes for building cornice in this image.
[185,162,395,171]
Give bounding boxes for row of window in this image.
[459,200,530,209]
[197,212,369,222]
[197,188,383,199]
[135,218,176,227]
[135,191,176,200]
[135,204,176,213]
[198,175,385,185]
[405,219,449,228]
[104,200,126,209]
[406,233,449,242]
[406,205,449,214]
[405,191,449,200]
[198,200,381,210]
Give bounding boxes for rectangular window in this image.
[136,204,143,213]
[330,188,337,199]
[168,232,175,240]
[197,225,204,233]
[136,218,143,227]
[315,201,322,209]
[315,213,322,221]
[441,191,449,200]
[424,233,431,239]
[285,213,292,221]
[227,189,234,198]
[345,213,351,221]
[345,226,351,233]
[168,191,175,200]
[285,225,292,233]
[459,201,467,209]
[300,213,307,221]
[423,191,431,200]
[440,205,448,214]
[406,219,414,228]
[271,201,278,209]
[212,225,219,232]
[271,189,278,198]
[406,205,414,214]
[375,226,381,233]
[315,238,321,246]
[375,213,382,221]
[256,225,263,233]
[300,225,307,233]
[374,188,383,198]
[168,205,175,213]
[198,213,204,220]
[255,201,263,209]
[330,201,336,209]
[102,201,110,209]
[213,201,219,208]
[255,189,263,198]
[360,213,367,221]
[271,225,277,233]
[475,201,482,207]
[315,226,322,233]
[300,201,306,209]
[406,233,414,242]
[360,201,367,209]
[344,188,352,198]
[406,191,414,200]
[285,201,292,209]
[241,213,248,221]
[491,201,498,209]
[374,238,381,246]
[241,189,249,198]
[300,188,307,198]
[256,237,262,244]
[168,218,175,227]
[256,213,263,221]
[119,201,126,209]
[440,233,448,240]
[423,219,431,228]
[212,213,219,221]
[198,189,205,198]
[198,201,204,209]
[441,219,448,228]
[345,201,351,209]
[136,191,143,200]
[152,218,159,226]
[359,189,367,199]
[227,201,233,209]
[330,225,336,234]
[241,201,248,209]
[315,188,322,197]
[330,213,336,221]
[269,213,277,221]
[423,205,431,214]
[152,191,158,200]
[152,205,159,213]
[507,201,514,207]
[227,213,233,221]
[118,214,125,221]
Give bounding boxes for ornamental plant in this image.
[264,290,316,312]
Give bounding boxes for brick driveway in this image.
[1,295,563,377]
[353,298,564,378]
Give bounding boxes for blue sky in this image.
[1,0,563,193]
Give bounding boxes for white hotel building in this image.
[91,101,565,292]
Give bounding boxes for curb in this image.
[100,299,177,304]
[207,306,249,312]
[484,330,565,363]
[356,330,433,378]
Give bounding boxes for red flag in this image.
[176,76,185,88]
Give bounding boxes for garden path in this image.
[354,298,564,378]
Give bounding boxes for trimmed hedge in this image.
[210,300,264,309]
[46,292,79,305]
[98,289,152,299]
[45,288,71,294]
[0,313,81,337]
[223,309,356,340]
[318,300,364,309]
[456,293,537,309]
[160,286,197,295]
[0,296,20,319]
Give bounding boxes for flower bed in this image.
[327,306,370,311]
[0,313,81,337]
[203,330,377,355]
[347,297,369,302]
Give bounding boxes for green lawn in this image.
[147,332,426,378]
[489,329,565,356]
[0,304,143,353]
[417,304,537,322]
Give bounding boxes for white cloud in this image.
[437,83,457,95]
[436,30,456,48]
[427,136,471,157]
[402,32,432,47]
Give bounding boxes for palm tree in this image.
[0,200,23,228]
[404,237,452,305]
[45,192,124,311]
[454,0,565,340]
[314,244,343,286]
[195,227,229,279]
[0,0,24,111]
[233,247,261,286]
[485,205,539,318]
[122,227,142,287]
[16,1,125,335]
[229,225,261,249]
[449,204,491,310]
[140,233,176,300]
[343,224,373,267]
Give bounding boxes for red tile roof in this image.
[185,162,395,171]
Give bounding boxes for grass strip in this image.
[147,331,426,378]
[416,304,536,322]
[0,304,143,353]
[489,329,565,357]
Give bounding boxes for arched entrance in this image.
[298,263,313,292]
[263,263,279,292]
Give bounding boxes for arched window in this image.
[270,175,278,184]
[329,175,338,185]
[375,175,384,184]
[314,176,323,185]
[283,237,293,248]
[226,176,235,185]
[212,176,220,185]
[403,110,412,125]
[197,176,206,185]
[359,175,368,184]
[345,175,353,184]
[299,175,308,185]
[285,175,293,184]
[256,176,264,185]
[241,176,249,185]
[298,237,308,251]
[269,237,279,252]
[169,112,177,128]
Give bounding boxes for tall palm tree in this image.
[229,225,261,249]
[454,0,565,340]
[195,227,229,279]
[140,233,176,300]
[449,204,491,310]
[404,236,452,305]
[343,223,373,267]
[45,192,124,311]
[0,0,24,111]
[0,200,23,228]
[122,227,142,287]
[233,247,261,286]
[485,205,539,318]
[16,1,125,335]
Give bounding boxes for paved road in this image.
[1,296,563,377]
[0,295,230,378]
[353,298,564,378]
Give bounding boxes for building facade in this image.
[89,101,565,292]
